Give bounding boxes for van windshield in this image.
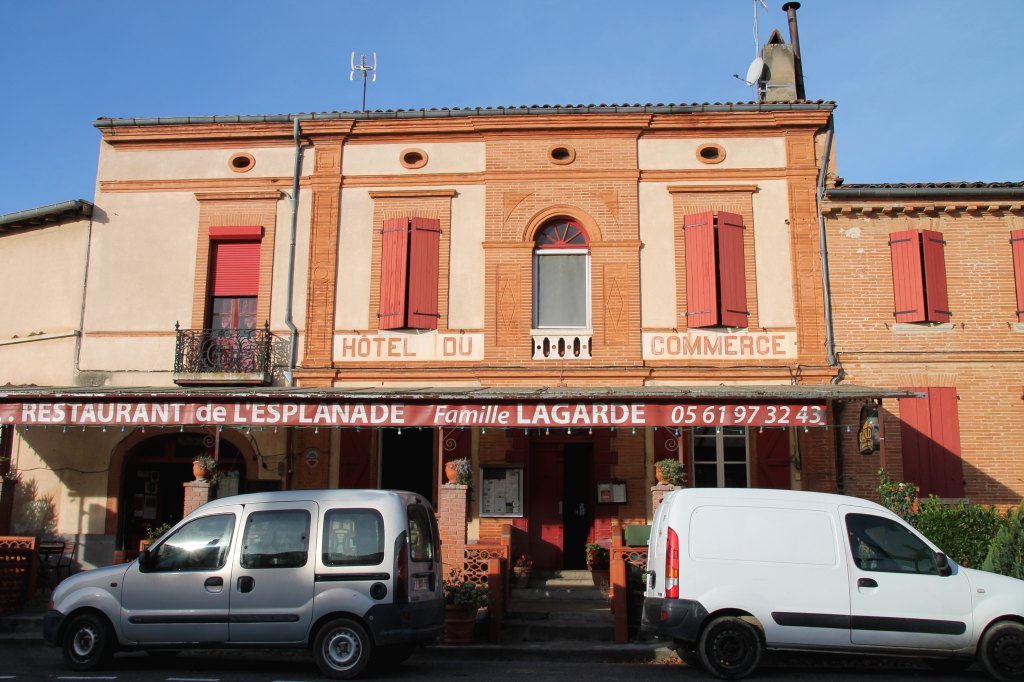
[322,508,385,566]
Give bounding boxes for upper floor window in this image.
[532,220,590,329]
[379,217,441,331]
[682,211,748,329]
[889,229,950,323]
[207,225,262,331]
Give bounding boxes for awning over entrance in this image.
[0,384,918,429]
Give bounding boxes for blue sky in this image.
[1,1,1021,215]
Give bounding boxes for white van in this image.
[642,488,1024,681]
[43,489,444,679]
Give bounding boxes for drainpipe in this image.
[283,117,306,385]
[815,115,838,371]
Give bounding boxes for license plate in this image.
[413,576,429,592]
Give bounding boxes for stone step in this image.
[510,586,606,601]
[502,598,614,643]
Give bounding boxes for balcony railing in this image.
[173,322,273,385]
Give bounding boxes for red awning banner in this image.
[1,401,826,428]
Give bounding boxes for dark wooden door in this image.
[528,444,563,570]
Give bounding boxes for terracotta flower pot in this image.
[443,605,477,644]
[444,461,458,483]
[512,566,531,588]
[655,467,668,485]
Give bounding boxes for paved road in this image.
[0,643,990,682]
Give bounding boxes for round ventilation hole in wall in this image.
[547,144,576,165]
[696,143,726,164]
[400,148,428,169]
[228,152,256,173]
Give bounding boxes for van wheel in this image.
[314,618,372,680]
[698,616,762,680]
[980,621,1024,682]
[62,613,115,671]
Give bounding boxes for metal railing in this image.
[174,322,273,375]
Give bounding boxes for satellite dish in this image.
[744,57,765,86]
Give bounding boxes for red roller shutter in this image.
[1011,229,1024,322]
[210,240,260,296]
[684,211,717,328]
[717,211,749,328]
[209,225,263,241]
[406,217,441,330]
[898,387,964,498]
[889,230,926,323]
[921,230,950,323]
[378,217,410,330]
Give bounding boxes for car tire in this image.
[980,620,1024,682]
[314,618,372,680]
[698,616,762,680]
[62,613,115,671]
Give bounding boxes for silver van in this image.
[43,489,444,679]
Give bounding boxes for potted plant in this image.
[442,570,490,644]
[192,455,218,482]
[512,554,533,588]
[139,522,173,551]
[444,457,472,486]
[655,458,686,486]
[585,542,610,595]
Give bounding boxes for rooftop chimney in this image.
[781,2,806,100]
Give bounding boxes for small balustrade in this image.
[173,322,273,385]
[531,331,593,360]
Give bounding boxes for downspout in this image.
[283,117,306,386]
[816,114,839,373]
[814,115,846,491]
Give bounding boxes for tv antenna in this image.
[732,0,768,95]
[350,52,377,111]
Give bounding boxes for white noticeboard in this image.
[480,466,523,517]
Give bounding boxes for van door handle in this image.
[204,576,224,591]
[858,578,878,588]
[237,576,255,593]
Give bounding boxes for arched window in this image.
[532,220,590,329]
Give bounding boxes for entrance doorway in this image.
[119,433,246,553]
[380,428,435,504]
[528,441,594,570]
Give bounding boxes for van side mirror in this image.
[138,548,155,572]
[936,552,952,576]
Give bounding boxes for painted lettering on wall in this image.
[334,333,483,362]
[642,331,796,360]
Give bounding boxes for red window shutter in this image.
[209,225,263,241]
[406,217,441,330]
[378,218,410,330]
[889,230,926,323]
[716,211,748,328]
[210,240,260,296]
[898,387,964,498]
[1011,229,1024,322]
[684,211,717,328]
[920,230,950,323]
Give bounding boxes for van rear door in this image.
[406,503,441,601]
[842,508,973,650]
[228,501,318,643]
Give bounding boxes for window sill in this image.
[531,330,592,360]
[1014,323,1024,333]
[893,322,955,333]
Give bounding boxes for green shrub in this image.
[983,504,1024,580]
[915,496,1004,568]
[877,468,917,523]
[876,469,1008,568]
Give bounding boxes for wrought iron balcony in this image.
[173,322,273,385]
